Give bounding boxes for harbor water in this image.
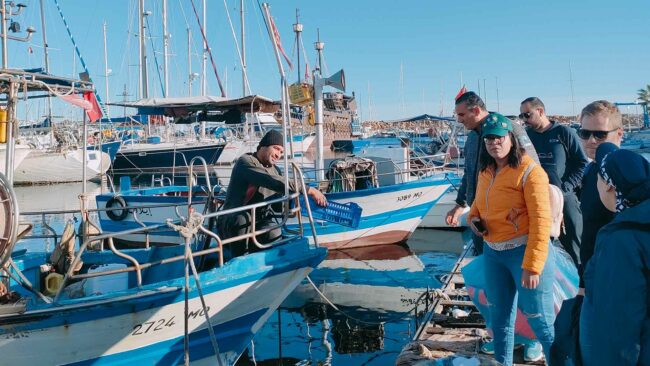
[235,235,461,366]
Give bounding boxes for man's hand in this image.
[308,187,327,207]
[521,269,540,289]
[445,204,464,226]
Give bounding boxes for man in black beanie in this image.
[217,129,326,257]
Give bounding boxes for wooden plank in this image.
[439,299,476,307]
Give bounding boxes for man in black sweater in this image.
[520,97,588,267]
[217,130,326,256]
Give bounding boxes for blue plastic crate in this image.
[300,197,362,228]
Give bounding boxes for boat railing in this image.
[151,175,173,187]
[13,165,319,304]
[290,153,451,190]
[37,191,306,303]
[19,201,201,242]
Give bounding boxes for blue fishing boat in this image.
[0,168,326,365]
[0,66,326,365]
[95,160,453,249]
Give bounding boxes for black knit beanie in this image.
[258,129,284,148]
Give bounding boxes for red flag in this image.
[268,16,293,70]
[305,63,311,80]
[83,92,103,122]
[59,93,92,110]
[455,85,467,100]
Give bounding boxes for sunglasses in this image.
[483,135,506,144]
[577,128,618,141]
[518,112,532,120]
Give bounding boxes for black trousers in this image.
[559,192,582,268]
[217,211,282,258]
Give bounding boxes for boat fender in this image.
[106,196,129,221]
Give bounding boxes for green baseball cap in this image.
[482,113,513,137]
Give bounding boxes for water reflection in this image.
[14,182,104,253]
[238,241,459,366]
[15,182,103,212]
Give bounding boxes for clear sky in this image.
[8,0,650,121]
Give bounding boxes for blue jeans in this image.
[484,243,556,366]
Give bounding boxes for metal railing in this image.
[11,163,320,306]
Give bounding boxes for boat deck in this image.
[395,246,545,366]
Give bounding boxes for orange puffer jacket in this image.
[468,154,551,274]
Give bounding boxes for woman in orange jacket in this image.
[468,113,555,366]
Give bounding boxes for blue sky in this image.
[8,0,650,120]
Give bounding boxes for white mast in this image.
[103,21,110,115]
[138,0,149,99]
[201,0,207,96]
[162,0,169,97]
[39,0,52,122]
[240,0,247,96]
[293,9,302,83]
[314,33,325,182]
[187,27,192,96]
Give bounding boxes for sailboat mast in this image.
[187,27,192,96]
[138,0,149,98]
[39,0,52,122]
[293,9,302,83]
[315,29,324,74]
[201,0,207,96]
[103,21,110,115]
[1,1,7,68]
[240,0,247,96]
[162,0,169,97]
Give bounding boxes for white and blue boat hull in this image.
[0,240,326,365]
[290,176,451,249]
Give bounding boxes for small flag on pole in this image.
[268,15,293,70]
[83,92,103,122]
[455,85,467,100]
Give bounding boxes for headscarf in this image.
[597,147,650,212]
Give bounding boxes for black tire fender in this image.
[106,196,129,221]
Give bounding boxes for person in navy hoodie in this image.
[580,146,650,365]
[520,97,588,268]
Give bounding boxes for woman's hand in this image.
[469,218,487,237]
[521,269,540,289]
